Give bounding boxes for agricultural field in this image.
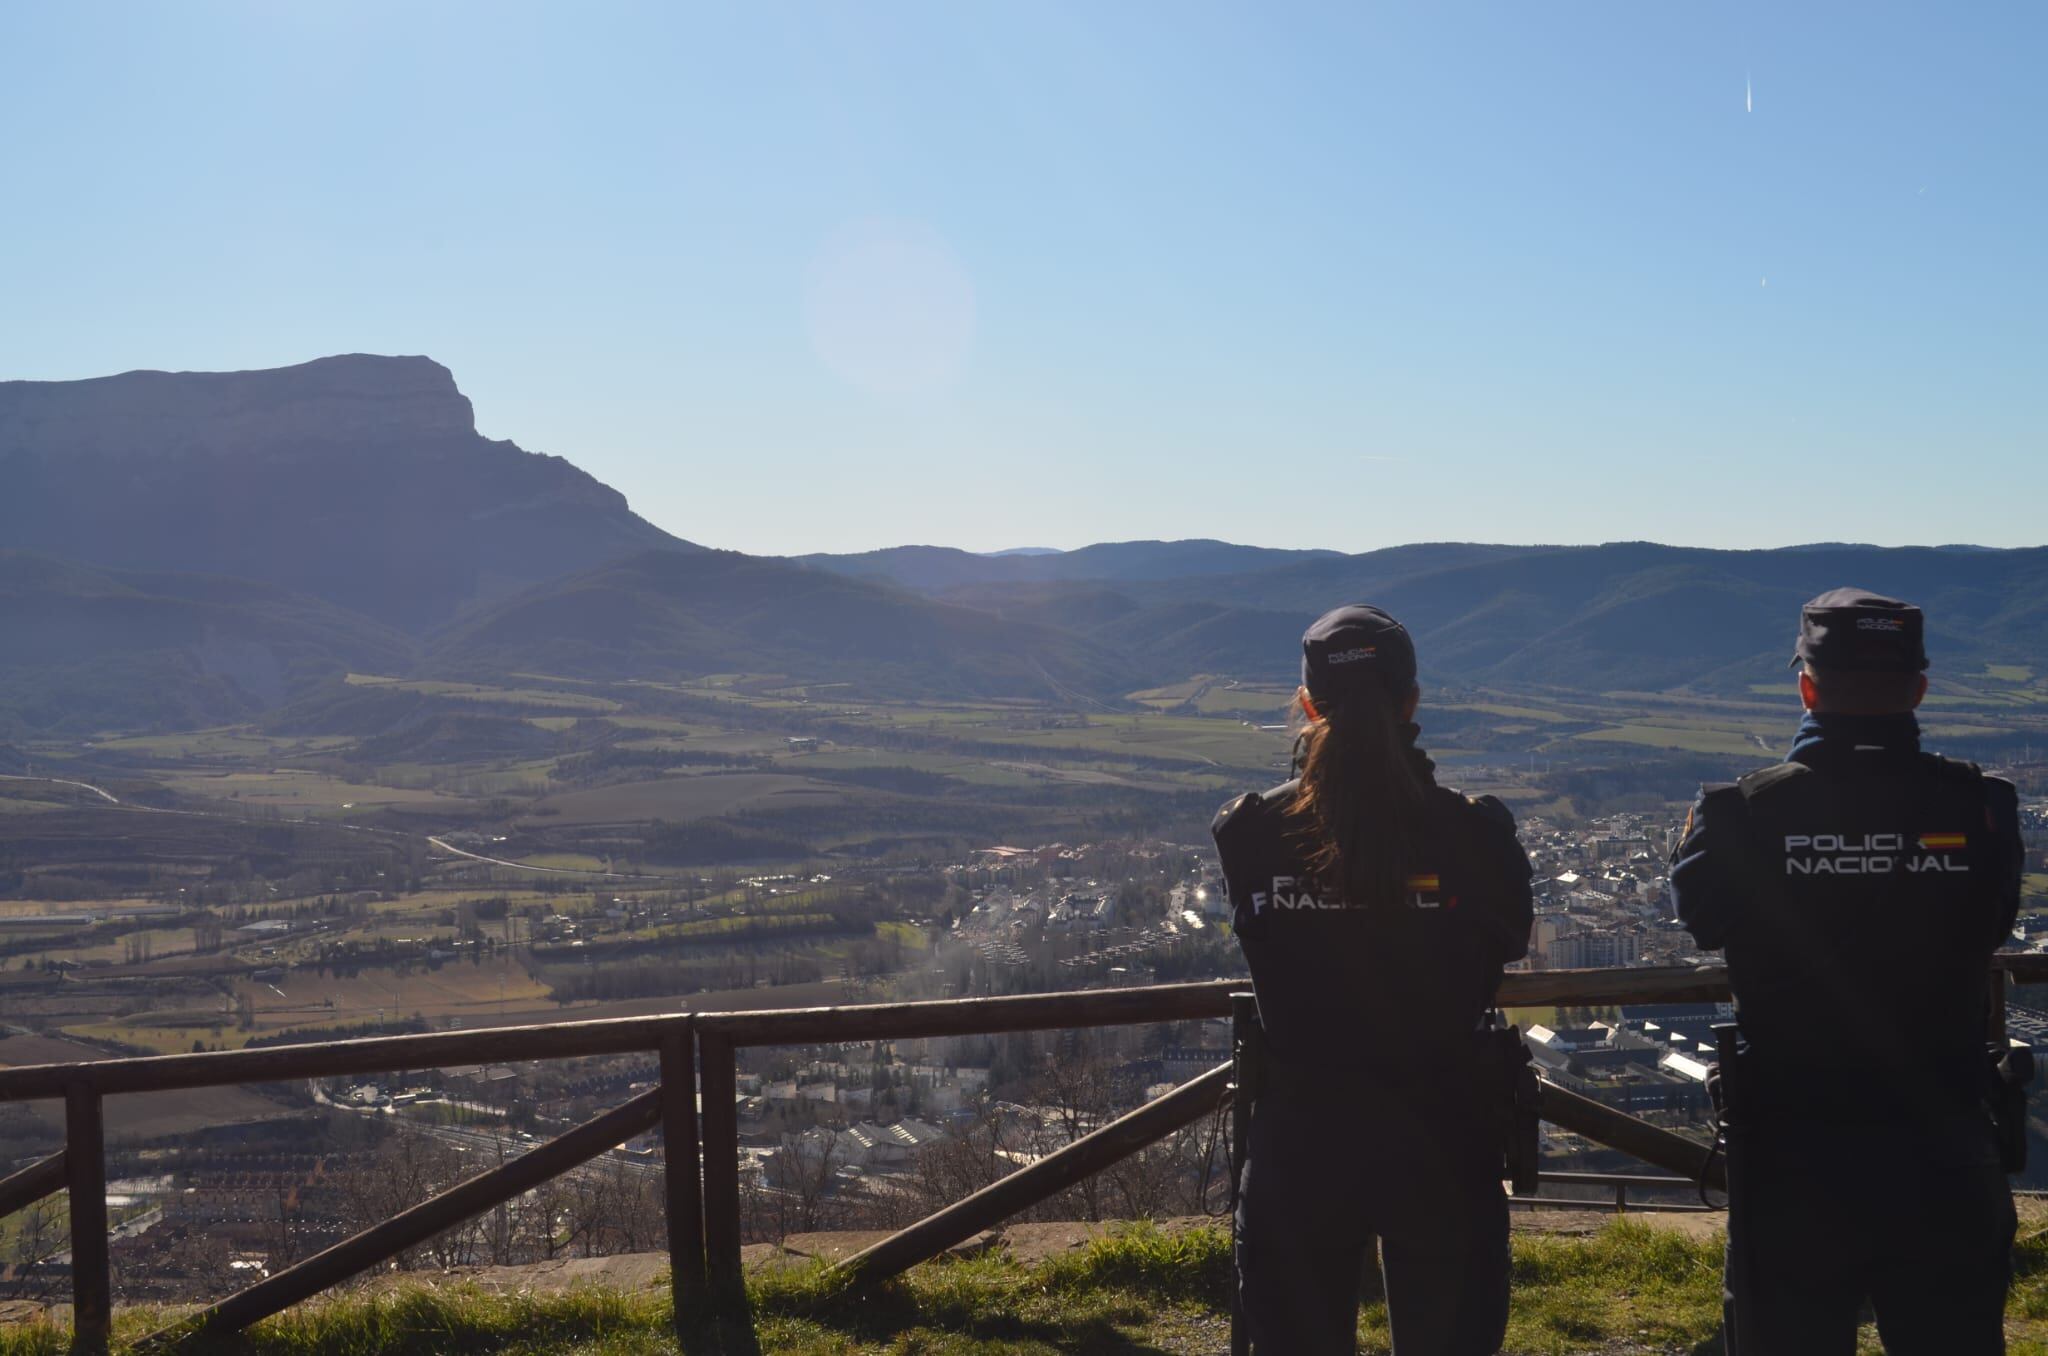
[519,773,853,826]
[342,674,622,713]
[227,962,556,1032]
[16,925,199,967]
[1441,701,1577,725]
[160,769,463,814]
[90,729,355,762]
[1573,723,1776,758]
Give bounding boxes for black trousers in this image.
[1236,1084,1508,1356]
[1722,1116,2015,1356]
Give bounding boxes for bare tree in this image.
[761,1130,842,1239]
[526,1175,575,1260]
[268,1184,308,1267]
[552,1155,668,1257]
[1,1195,65,1301]
[1035,1033,1119,1220]
[338,1134,481,1270]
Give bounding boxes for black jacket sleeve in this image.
[1670,784,1744,952]
[1468,794,1534,965]
[1211,790,1269,938]
[1987,775,2025,948]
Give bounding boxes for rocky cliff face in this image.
[0,354,476,460]
[0,355,692,631]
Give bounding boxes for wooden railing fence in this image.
[1,956,2039,1353]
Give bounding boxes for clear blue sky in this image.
[2,2,2041,555]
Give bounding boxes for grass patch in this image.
[747,1220,1233,1352]
[0,1221,1711,1356]
[21,1218,2048,1353]
[1499,1221,1722,1354]
[873,920,930,951]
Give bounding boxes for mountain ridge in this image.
[0,354,693,632]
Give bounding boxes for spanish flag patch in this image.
[1918,832,1968,851]
[1406,873,1453,909]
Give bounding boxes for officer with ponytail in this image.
[1213,605,1534,1356]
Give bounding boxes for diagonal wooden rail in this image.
[137,1090,666,1352]
[1536,1077,1724,1191]
[0,1150,65,1221]
[830,1061,1237,1293]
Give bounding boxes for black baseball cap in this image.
[1302,604,1417,706]
[1792,588,1928,673]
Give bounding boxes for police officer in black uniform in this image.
[1213,605,1534,1356]
[1672,588,2026,1355]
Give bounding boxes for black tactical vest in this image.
[1710,751,2001,1118]
[1213,779,1532,1086]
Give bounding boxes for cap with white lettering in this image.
[1792,588,1928,672]
[1302,604,1417,707]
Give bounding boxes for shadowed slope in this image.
[428,550,1146,701]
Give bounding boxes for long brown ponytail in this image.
[1285,686,1429,910]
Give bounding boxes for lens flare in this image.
[805,219,977,399]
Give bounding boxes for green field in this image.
[1444,701,1576,724]
[92,728,355,760]
[1573,723,1775,758]
[515,852,610,871]
[162,769,461,812]
[344,674,622,713]
[522,774,854,826]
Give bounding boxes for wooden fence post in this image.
[660,1023,706,1329]
[697,1031,742,1306]
[65,1083,110,1356]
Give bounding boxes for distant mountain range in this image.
[2,355,2043,735]
[792,540,1346,592]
